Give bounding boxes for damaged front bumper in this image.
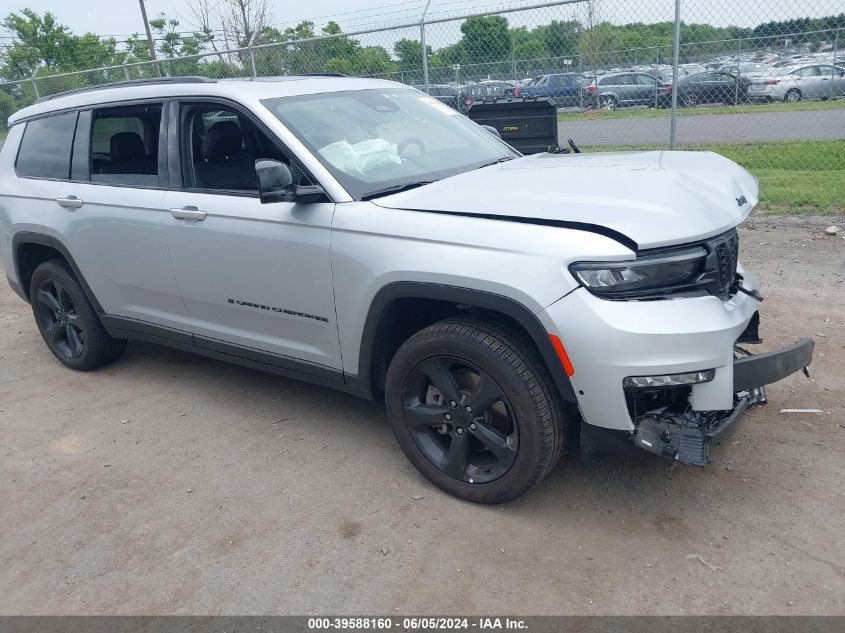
[633,336,814,465]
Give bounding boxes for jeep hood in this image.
[372,151,758,250]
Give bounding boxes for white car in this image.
[0,76,814,502]
[747,63,845,102]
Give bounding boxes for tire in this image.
[784,89,802,103]
[600,95,617,111]
[29,259,126,371]
[385,318,567,504]
[682,93,699,108]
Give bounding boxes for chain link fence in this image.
[1,0,843,212]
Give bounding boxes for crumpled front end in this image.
[538,265,814,465]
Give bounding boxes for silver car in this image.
[0,76,813,502]
[747,63,845,102]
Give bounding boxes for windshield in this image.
[262,88,517,200]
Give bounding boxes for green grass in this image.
[558,97,845,122]
[583,139,845,215]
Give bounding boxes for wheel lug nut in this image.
[456,428,463,435]
[445,414,452,421]
[465,406,472,413]
[450,400,457,407]
[470,423,476,431]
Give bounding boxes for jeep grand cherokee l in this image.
[0,76,813,503]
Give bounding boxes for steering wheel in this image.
[397,137,426,160]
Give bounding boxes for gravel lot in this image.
[559,108,845,145]
[1,217,843,615]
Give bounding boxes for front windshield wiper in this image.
[475,156,516,170]
[361,180,434,201]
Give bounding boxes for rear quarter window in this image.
[15,112,77,180]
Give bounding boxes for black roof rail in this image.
[35,76,216,103]
[301,73,348,77]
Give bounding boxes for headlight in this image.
[570,247,708,299]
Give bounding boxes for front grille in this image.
[707,228,739,299]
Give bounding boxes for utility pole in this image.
[137,0,158,63]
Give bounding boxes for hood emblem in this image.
[736,195,747,206]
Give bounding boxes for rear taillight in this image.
[660,83,672,93]
[764,79,780,85]
[464,97,473,106]
[586,85,597,94]
[513,88,521,98]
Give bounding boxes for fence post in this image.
[30,68,39,100]
[420,0,432,92]
[654,44,660,108]
[122,53,132,81]
[669,0,682,150]
[248,31,259,78]
[830,29,840,100]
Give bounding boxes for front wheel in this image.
[600,95,617,111]
[385,318,567,503]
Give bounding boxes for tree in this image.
[0,9,119,80]
[460,15,510,66]
[542,20,581,58]
[394,39,431,77]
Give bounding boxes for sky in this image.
[1,0,842,49]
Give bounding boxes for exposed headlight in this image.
[570,247,707,299]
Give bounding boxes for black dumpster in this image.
[467,97,558,155]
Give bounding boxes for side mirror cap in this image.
[256,159,294,203]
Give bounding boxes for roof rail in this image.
[301,73,348,77]
[35,76,216,103]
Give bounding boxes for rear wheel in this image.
[385,318,566,503]
[30,260,126,371]
[784,88,802,103]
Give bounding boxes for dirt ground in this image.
[1,216,843,616]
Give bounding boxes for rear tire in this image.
[385,318,566,503]
[30,259,126,371]
[784,89,802,103]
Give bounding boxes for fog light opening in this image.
[623,369,715,389]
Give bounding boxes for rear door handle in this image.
[169,207,207,221]
[56,196,83,209]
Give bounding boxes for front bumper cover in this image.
[633,337,814,465]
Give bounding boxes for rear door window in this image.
[15,112,77,180]
[89,104,162,186]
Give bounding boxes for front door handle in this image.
[56,196,83,209]
[169,207,207,221]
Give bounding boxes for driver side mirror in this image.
[256,159,326,204]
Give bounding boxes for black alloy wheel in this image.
[385,318,567,504]
[34,277,86,360]
[29,259,126,371]
[401,355,518,484]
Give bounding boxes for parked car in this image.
[674,71,751,106]
[508,73,584,107]
[0,76,813,503]
[585,71,671,109]
[747,64,845,102]
[416,84,461,110]
[460,80,516,112]
[716,62,769,78]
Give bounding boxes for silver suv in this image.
[0,76,813,503]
